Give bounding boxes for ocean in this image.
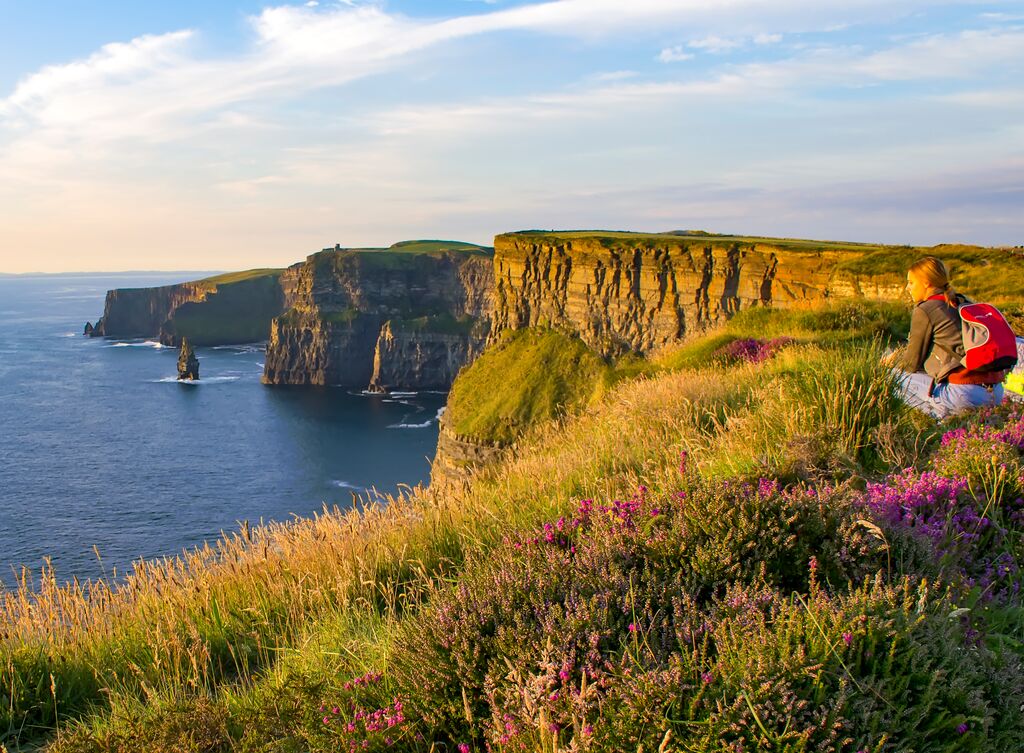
[0,274,444,590]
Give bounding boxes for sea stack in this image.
[177,337,200,381]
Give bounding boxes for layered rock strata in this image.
[262,248,493,390]
[489,233,906,356]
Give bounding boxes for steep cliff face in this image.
[87,270,287,346]
[368,320,490,392]
[89,283,208,340]
[489,232,906,356]
[262,245,493,389]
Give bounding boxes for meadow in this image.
[3,301,1023,752]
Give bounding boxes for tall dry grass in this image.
[2,359,758,746]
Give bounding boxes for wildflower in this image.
[628,623,636,633]
[701,671,713,684]
[458,744,471,753]
[957,723,969,735]
[323,716,331,725]
[842,632,853,646]
[582,724,594,736]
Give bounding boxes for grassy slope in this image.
[445,329,609,444]
[4,301,981,752]
[446,301,912,446]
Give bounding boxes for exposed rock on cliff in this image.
[430,413,506,486]
[87,270,287,346]
[262,242,494,390]
[489,232,907,357]
[177,338,200,381]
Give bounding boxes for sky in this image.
[0,0,1022,272]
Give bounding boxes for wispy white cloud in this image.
[658,46,694,63]
[0,0,1021,270]
[688,35,744,53]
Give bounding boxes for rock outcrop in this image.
[86,271,287,346]
[262,245,493,390]
[489,232,906,356]
[430,413,506,486]
[177,338,200,381]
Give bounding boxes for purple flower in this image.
[701,672,713,684]
[628,623,636,633]
[842,632,853,646]
[458,744,471,753]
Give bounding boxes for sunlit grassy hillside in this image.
[3,302,1023,752]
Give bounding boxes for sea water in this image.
[0,274,444,589]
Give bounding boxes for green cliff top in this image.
[195,268,284,289]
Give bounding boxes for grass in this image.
[166,273,286,345]
[445,300,911,447]
[444,328,608,445]
[391,313,479,336]
[2,300,1022,751]
[194,269,283,290]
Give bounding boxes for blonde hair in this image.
[908,256,957,307]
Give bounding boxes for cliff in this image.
[87,269,287,346]
[433,230,1023,481]
[489,231,910,356]
[262,241,494,390]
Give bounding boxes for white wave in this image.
[389,391,418,397]
[387,420,434,429]
[150,376,240,384]
[58,332,78,338]
[436,406,447,420]
[106,340,166,349]
[330,479,366,491]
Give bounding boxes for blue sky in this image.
[0,0,1022,272]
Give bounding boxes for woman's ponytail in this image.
[908,256,958,307]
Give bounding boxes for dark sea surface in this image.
[0,274,444,590]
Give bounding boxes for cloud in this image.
[658,46,694,63]
[688,35,744,53]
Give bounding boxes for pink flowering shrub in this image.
[712,337,795,365]
[864,407,1024,603]
[386,477,886,750]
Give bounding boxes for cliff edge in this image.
[262,241,494,390]
[86,269,287,346]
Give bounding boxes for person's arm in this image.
[901,305,932,372]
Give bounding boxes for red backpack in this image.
[956,302,1019,373]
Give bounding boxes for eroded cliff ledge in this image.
[262,242,494,390]
[489,231,907,356]
[86,270,287,346]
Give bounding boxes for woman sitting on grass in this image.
[889,256,1005,419]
